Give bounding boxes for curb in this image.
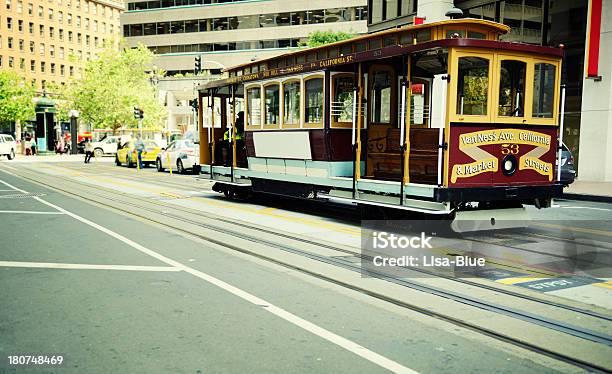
[561,192,612,204]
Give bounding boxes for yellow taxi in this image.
[115,139,161,168]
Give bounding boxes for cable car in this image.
[196,19,565,229]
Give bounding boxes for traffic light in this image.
[194,56,202,75]
[133,106,144,119]
[189,99,198,110]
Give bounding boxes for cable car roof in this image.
[198,19,562,92]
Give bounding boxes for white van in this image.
[0,135,17,160]
[91,135,131,157]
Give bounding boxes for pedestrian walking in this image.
[30,138,37,155]
[134,135,145,169]
[84,139,94,163]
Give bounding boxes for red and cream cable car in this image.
[196,19,565,227]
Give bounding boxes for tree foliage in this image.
[0,70,36,123]
[59,40,166,133]
[304,30,355,48]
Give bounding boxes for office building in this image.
[0,0,124,91]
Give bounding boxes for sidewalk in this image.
[0,154,114,163]
[563,180,612,203]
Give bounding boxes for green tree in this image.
[60,40,166,133]
[304,30,355,48]
[0,70,36,124]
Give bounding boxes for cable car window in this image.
[467,31,486,39]
[333,75,354,124]
[532,63,556,118]
[340,44,352,56]
[264,84,280,126]
[416,29,431,42]
[457,56,489,115]
[446,30,464,38]
[305,78,323,125]
[383,36,396,47]
[283,81,300,126]
[369,38,382,50]
[246,87,261,127]
[498,60,526,117]
[355,42,366,52]
[371,69,392,124]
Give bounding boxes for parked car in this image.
[156,139,200,174]
[0,134,17,160]
[560,143,576,186]
[92,135,131,158]
[115,140,161,168]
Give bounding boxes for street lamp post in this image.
[69,110,79,155]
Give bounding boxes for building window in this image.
[58,11,63,23]
[76,15,80,27]
[60,64,65,75]
[18,19,23,32]
[304,77,323,125]
[59,46,64,58]
[38,5,43,17]
[18,39,24,51]
[48,8,53,20]
[50,62,55,74]
[30,59,35,72]
[67,13,72,25]
[77,33,81,43]
[39,43,44,55]
[9,56,14,68]
[85,35,90,45]
[27,2,32,14]
[457,56,490,116]
[19,58,25,70]
[283,81,301,126]
[68,31,73,42]
[532,63,556,118]
[39,24,44,36]
[498,60,526,117]
[49,44,54,56]
[17,0,22,12]
[69,66,74,76]
[8,37,13,49]
[0,56,3,67]
[29,40,34,52]
[5,0,10,10]
[49,26,54,38]
[59,29,64,40]
[40,61,45,72]
[28,22,33,34]
[7,17,12,29]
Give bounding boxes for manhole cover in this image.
[0,192,46,199]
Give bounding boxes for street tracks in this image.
[4,166,612,373]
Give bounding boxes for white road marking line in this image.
[559,206,611,211]
[0,210,64,215]
[0,177,417,374]
[0,178,28,193]
[0,261,180,272]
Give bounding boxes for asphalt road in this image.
[0,159,610,373]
